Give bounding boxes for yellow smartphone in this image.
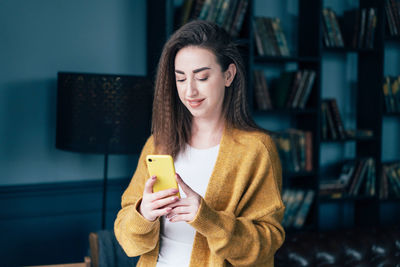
[146,155,180,197]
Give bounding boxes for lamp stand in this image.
[102,152,109,230]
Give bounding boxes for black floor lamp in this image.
[56,72,153,229]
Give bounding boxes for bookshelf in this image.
[146,0,400,231]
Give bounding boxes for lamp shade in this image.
[56,72,153,154]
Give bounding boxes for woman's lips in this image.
[187,98,205,108]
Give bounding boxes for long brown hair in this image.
[152,20,259,157]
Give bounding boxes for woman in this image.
[114,20,285,266]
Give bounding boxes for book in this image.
[319,161,356,198]
[272,71,295,109]
[271,17,290,56]
[252,15,290,56]
[305,131,313,171]
[327,8,344,47]
[321,99,347,140]
[327,99,347,139]
[180,0,195,26]
[291,70,310,109]
[322,8,336,47]
[321,101,328,139]
[253,19,265,56]
[322,101,338,140]
[391,75,400,112]
[230,0,249,37]
[285,190,305,227]
[385,0,397,36]
[298,70,316,109]
[351,158,372,196]
[253,70,272,110]
[271,129,311,173]
[383,76,393,113]
[365,8,377,49]
[222,0,239,32]
[293,190,315,229]
[358,8,367,48]
[264,17,281,56]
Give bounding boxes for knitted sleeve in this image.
[188,134,285,266]
[114,136,160,257]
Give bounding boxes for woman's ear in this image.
[224,63,237,87]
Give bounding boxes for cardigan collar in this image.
[203,124,236,206]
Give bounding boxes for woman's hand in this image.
[139,176,180,222]
[166,173,201,222]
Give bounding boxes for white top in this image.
[156,144,220,267]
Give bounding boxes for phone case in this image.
[146,155,180,197]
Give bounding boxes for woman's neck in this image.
[190,116,225,149]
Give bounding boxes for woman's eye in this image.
[176,78,185,82]
[198,77,208,81]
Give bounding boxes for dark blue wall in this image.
[0,179,131,266]
[0,0,146,186]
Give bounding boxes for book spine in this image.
[324,100,338,140]
[264,17,281,56]
[328,8,345,47]
[292,70,309,108]
[215,0,231,26]
[383,76,392,113]
[390,0,400,35]
[191,0,206,19]
[299,70,316,109]
[222,0,239,31]
[293,190,315,229]
[392,75,400,112]
[323,8,336,47]
[321,102,328,140]
[253,19,265,56]
[253,71,265,110]
[358,8,367,48]
[260,71,273,109]
[385,0,396,36]
[328,99,347,139]
[286,70,302,108]
[305,131,313,171]
[198,0,213,20]
[231,0,249,37]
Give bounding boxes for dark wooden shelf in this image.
[383,112,400,117]
[148,0,399,232]
[284,170,316,178]
[323,46,374,53]
[254,108,317,116]
[321,136,376,143]
[379,197,400,202]
[384,35,400,42]
[318,195,377,202]
[254,55,320,64]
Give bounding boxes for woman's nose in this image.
[187,78,198,97]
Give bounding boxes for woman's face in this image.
[174,46,236,121]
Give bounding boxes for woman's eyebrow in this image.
[175,67,211,74]
[193,67,211,73]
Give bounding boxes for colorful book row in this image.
[282,189,315,229]
[271,129,313,173]
[253,70,316,111]
[380,161,400,199]
[323,7,377,49]
[179,0,249,37]
[319,158,376,198]
[253,16,290,57]
[321,99,346,140]
[383,75,400,113]
[385,0,400,37]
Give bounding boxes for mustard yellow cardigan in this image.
[114,126,285,266]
